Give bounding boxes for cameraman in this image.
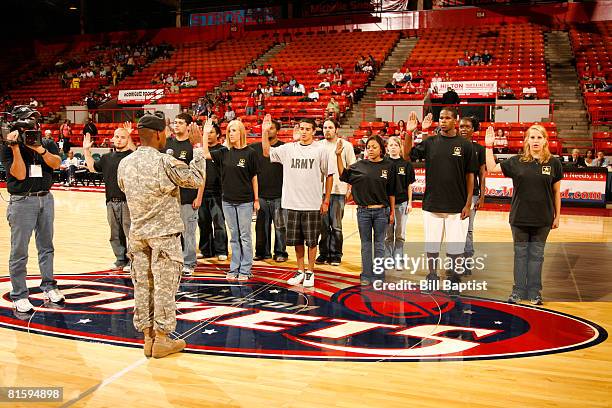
[0,114,65,313]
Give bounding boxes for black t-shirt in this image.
[250,140,284,199]
[339,158,399,207]
[164,137,198,205]
[411,133,478,213]
[500,155,563,227]
[205,144,227,196]
[472,141,486,196]
[387,157,416,204]
[210,146,259,204]
[93,149,133,202]
[0,138,60,194]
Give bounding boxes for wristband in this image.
[41,148,48,155]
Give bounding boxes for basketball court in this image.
[1,188,610,407]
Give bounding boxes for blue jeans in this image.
[6,193,57,301]
[357,207,389,279]
[222,201,254,276]
[511,225,551,298]
[385,201,408,261]
[319,194,345,260]
[198,195,228,257]
[255,197,287,258]
[464,195,480,257]
[106,201,131,266]
[180,204,198,268]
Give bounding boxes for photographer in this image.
[0,107,65,313]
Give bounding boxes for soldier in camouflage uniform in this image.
[117,112,205,358]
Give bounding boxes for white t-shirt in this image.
[317,138,356,195]
[270,142,336,211]
[392,72,404,82]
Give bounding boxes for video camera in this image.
[0,105,42,146]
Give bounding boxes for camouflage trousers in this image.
[129,233,183,334]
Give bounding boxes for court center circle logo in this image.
[0,265,606,361]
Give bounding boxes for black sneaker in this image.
[529,296,543,305]
[508,293,521,304]
[330,258,341,266]
[315,255,328,265]
[253,255,266,261]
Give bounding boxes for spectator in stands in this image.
[412,70,424,84]
[332,70,343,83]
[566,149,586,167]
[443,72,452,82]
[522,83,538,100]
[194,98,206,117]
[585,150,595,167]
[393,68,405,83]
[593,151,609,167]
[245,91,256,115]
[494,128,508,153]
[265,65,274,76]
[401,80,416,94]
[362,62,374,75]
[267,72,278,86]
[318,77,331,90]
[471,52,481,64]
[326,65,334,75]
[431,72,442,84]
[29,97,39,109]
[60,150,81,186]
[314,118,324,137]
[481,49,493,65]
[458,56,468,66]
[71,76,81,89]
[224,105,236,122]
[326,97,340,118]
[289,76,297,87]
[498,83,516,100]
[180,73,197,88]
[396,120,408,138]
[292,82,306,96]
[385,79,400,94]
[247,64,259,77]
[305,87,320,102]
[403,68,412,83]
[318,65,327,75]
[281,82,293,96]
[256,92,265,116]
[331,80,344,96]
[264,84,275,96]
[333,63,343,74]
[415,80,427,95]
[442,86,460,107]
[83,118,98,139]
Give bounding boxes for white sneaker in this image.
[44,288,65,303]
[122,264,131,272]
[13,298,34,313]
[303,271,315,287]
[225,271,238,280]
[182,266,194,277]
[287,270,305,286]
[217,255,228,261]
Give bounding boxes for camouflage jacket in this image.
[118,146,205,239]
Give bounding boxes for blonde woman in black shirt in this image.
[485,124,562,305]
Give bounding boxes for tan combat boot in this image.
[143,327,155,357]
[152,331,186,358]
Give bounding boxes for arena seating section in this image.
[227,31,399,140]
[113,37,275,107]
[382,23,549,101]
[569,21,611,136]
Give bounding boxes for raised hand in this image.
[261,114,272,137]
[188,122,203,146]
[335,139,344,156]
[421,113,433,131]
[406,111,419,132]
[292,124,300,141]
[83,132,93,150]
[202,117,213,139]
[122,121,133,134]
[485,125,495,147]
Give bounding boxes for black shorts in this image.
[286,209,321,248]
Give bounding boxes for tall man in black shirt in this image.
[250,119,288,262]
[165,113,204,276]
[198,122,228,261]
[459,117,486,275]
[83,123,134,271]
[0,107,65,313]
[404,108,478,291]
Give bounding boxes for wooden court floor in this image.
[0,189,611,407]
